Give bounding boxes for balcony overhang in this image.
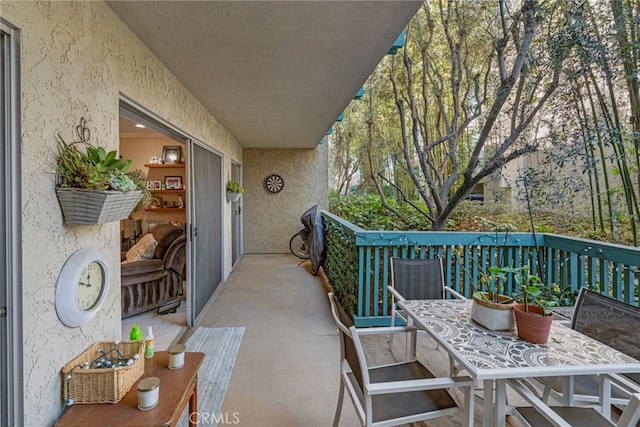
[107,1,422,148]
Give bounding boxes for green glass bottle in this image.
[130,324,142,341]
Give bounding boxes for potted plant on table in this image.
[470,265,517,331]
[226,179,245,202]
[455,247,516,331]
[54,126,148,225]
[506,266,557,344]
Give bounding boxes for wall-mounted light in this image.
[135,124,146,128]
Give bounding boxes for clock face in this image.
[264,174,284,194]
[77,261,105,311]
[56,248,110,327]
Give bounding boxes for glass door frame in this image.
[1,17,24,427]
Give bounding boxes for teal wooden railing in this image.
[322,211,640,326]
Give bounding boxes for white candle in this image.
[168,344,186,370]
[137,377,160,411]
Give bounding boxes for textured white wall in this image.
[243,145,329,253]
[3,2,241,425]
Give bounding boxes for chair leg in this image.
[387,315,395,351]
[333,379,345,427]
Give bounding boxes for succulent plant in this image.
[55,134,140,193]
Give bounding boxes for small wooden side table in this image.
[56,351,205,427]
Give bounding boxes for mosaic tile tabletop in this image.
[400,299,640,380]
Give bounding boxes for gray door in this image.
[231,162,242,266]
[1,19,23,426]
[190,143,223,320]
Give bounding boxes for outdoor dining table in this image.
[398,298,640,427]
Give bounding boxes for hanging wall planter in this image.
[225,179,244,203]
[54,118,149,225]
[56,187,142,225]
[226,191,242,203]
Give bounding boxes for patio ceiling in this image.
[106,1,422,149]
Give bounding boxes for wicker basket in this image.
[56,188,142,225]
[61,340,145,404]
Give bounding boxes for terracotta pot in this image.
[471,293,515,331]
[513,304,553,344]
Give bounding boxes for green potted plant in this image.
[226,179,244,202]
[455,247,515,331]
[504,265,556,344]
[54,134,147,225]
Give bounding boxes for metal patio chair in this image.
[327,292,475,427]
[387,257,466,357]
[509,379,640,427]
[534,288,640,408]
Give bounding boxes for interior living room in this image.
[119,114,188,349]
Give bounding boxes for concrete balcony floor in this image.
[194,254,531,426]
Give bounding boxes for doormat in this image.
[178,326,245,426]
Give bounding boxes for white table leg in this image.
[483,379,494,426]
[494,379,508,427]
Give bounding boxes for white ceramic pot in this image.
[471,293,515,331]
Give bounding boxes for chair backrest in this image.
[328,292,365,392]
[572,288,640,380]
[390,257,445,300]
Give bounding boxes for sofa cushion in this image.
[124,233,158,263]
[152,224,184,259]
[121,258,165,277]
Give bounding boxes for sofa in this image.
[120,224,186,318]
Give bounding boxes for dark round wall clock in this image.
[264,174,285,194]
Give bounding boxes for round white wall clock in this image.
[55,248,110,327]
[264,174,285,194]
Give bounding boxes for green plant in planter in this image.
[55,135,137,191]
[502,265,556,315]
[226,180,245,194]
[54,135,151,212]
[454,246,512,304]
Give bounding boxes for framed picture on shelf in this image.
[146,180,161,190]
[162,146,182,164]
[164,176,183,190]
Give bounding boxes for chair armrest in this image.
[507,379,574,427]
[367,375,474,395]
[445,286,467,300]
[354,326,417,336]
[387,286,405,302]
[607,373,640,394]
[163,235,186,273]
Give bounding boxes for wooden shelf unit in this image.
[149,189,184,194]
[145,208,185,212]
[144,163,185,168]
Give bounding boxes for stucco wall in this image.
[243,145,329,253]
[2,2,241,425]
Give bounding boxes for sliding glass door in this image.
[1,18,23,427]
[189,143,223,321]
